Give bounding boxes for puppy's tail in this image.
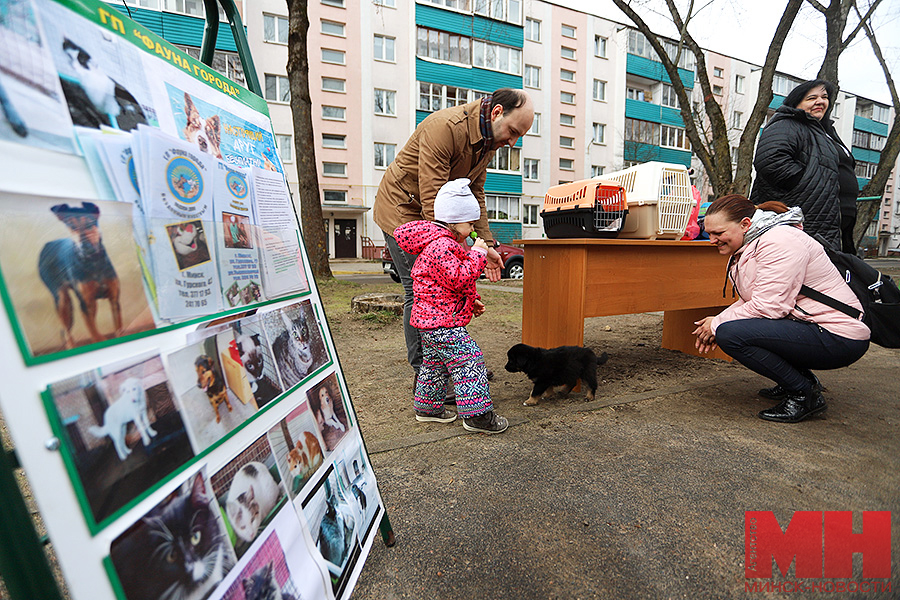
[595,351,609,366]
[87,425,107,438]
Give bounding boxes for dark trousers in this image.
[715,318,869,393]
[384,232,422,373]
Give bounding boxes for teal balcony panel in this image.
[108,4,239,52]
[852,147,881,164]
[857,177,871,190]
[485,172,523,194]
[472,16,523,47]
[416,59,521,92]
[625,98,684,127]
[488,221,522,244]
[854,115,889,137]
[769,94,785,110]
[624,142,691,167]
[415,3,473,38]
[625,54,694,89]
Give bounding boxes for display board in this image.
[0,1,385,599]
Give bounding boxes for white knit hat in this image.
[434,178,481,224]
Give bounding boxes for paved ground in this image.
[336,258,900,600]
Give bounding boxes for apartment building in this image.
[111,0,900,256]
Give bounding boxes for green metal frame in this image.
[201,0,262,97]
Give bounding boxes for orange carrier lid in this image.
[542,179,627,213]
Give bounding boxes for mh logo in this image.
[745,511,891,579]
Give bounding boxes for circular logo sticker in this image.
[166,157,203,203]
[127,156,140,194]
[226,171,248,199]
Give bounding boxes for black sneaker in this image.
[463,410,508,434]
[759,374,823,400]
[415,409,457,423]
[758,390,827,423]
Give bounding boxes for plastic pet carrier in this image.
[601,162,694,239]
[541,179,627,239]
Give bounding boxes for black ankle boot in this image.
[758,373,823,400]
[758,389,827,423]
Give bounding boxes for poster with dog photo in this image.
[164,83,282,174]
[307,373,351,453]
[267,401,326,500]
[260,301,330,391]
[214,162,263,308]
[0,0,76,152]
[136,126,223,321]
[109,470,237,600]
[44,351,193,527]
[35,0,158,133]
[167,334,259,452]
[0,193,155,360]
[209,435,287,559]
[300,466,362,598]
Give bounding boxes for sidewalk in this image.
[329,258,384,275]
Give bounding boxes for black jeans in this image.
[384,232,422,373]
[715,318,869,393]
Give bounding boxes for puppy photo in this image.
[183,92,222,158]
[195,354,233,423]
[505,343,608,406]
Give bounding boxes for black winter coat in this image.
[750,106,842,250]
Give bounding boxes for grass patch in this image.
[356,310,402,325]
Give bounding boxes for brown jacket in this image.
[374,99,495,243]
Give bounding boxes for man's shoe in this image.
[758,390,827,423]
[415,409,457,423]
[462,410,508,434]
[758,374,823,400]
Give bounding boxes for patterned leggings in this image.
[415,327,492,418]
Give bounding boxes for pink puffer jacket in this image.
[394,220,487,329]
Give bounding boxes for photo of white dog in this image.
[87,377,157,461]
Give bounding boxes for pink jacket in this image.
[393,220,487,330]
[711,225,870,340]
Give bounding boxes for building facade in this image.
[112,0,900,256]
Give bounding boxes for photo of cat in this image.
[261,301,329,391]
[210,435,287,558]
[110,471,236,600]
[46,352,193,526]
[332,437,382,548]
[306,373,350,452]
[232,315,282,408]
[267,402,326,500]
[215,531,304,600]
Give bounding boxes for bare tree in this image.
[611,0,803,197]
[807,0,883,85]
[286,0,332,279]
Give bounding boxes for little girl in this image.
[393,178,508,434]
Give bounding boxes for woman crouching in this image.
[692,194,869,423]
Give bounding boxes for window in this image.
[853,130,886,151]
[323,190,347,203]
[735,74,745,94]
[321,20,345,36]
[322,77,345,92]
[275,134,292,162]
[175,46,246,87]
[264,74,290,103]
[417,27,471,66]
[529,113,541,135]
[773,75,794,96]
[712,85,723,95]
[322,134,346,149]
[713,67,723,78]
[873,105,890,123]
[560,136,575,148]
[627,87,647,102]
[487,147,521,172]
[323,162,347,176]
[591,165,604,178]
[525,17,540,42]
[732,111,742,129]
[731,146,738,165]
[524,65,541,88]
[592,123,605,144]
[474,0,521,24]
[263,14,288,43]
[627,30,695,70]
[523,204,540,225]
[321,0,344,6]
[418,82,471,112]
[560,114,575,127]
[374,89,396,116]
[374,0,395,6]
[660,84,679,109]
[374,35,395,62]
[560,68,575,82]
[321,48,345,64]
[322,105,346,120]
[473,40,521,75]
[561,24,576,38]
[559,158,574,171]
[594,35,607,58]
[593,79,606,101]
[423,0,471,9]
[374,143,396,168]
[660,124,690,150]
[486,195,520,221]
[523,158,539,180]
[560,91,575,104]
[561,46,576,60]
[625,118,658,144]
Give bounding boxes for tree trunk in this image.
[286,0,332,280]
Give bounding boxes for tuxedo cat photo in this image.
[110,472,236,600]
[232,317,282,408]
[263,302,327,390]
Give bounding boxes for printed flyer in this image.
[214,162,263,307]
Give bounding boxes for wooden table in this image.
[517,239,734,361]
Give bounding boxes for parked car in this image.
[382,241,524,282]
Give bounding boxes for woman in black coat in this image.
[750,79,857,252]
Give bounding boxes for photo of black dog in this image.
[505,343,608,406]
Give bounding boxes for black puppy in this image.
[505,343,608,406]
